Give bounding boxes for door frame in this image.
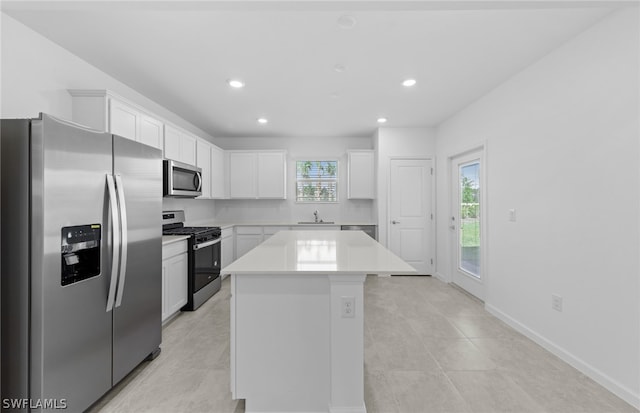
[386,156,436,275]
[447,144,488,301]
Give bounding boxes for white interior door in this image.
[389,159,433,275]
[450,150,484,300]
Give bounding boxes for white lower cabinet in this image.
[235,226,291,259]
[262,226,289,240]
[221,228,234,277]
[235,229,263,259]
[295,225,340,231]
[162,240,188,323]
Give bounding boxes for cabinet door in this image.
[138,114,163,150]
[109,99,138,141]
[235,234,262,259]
[196,139,212,198]
[348,150,375,199]
[180,134,197,166]
[229,152,257,198]
[257,152,286,199]
[161,260,169,321]
[164,125,181,161]
[166,253,188,318]
[210,145,226,199]
[221,235,234,272]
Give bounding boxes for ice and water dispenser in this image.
[61,224,101,286]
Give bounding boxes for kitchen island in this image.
[222,230,415,413]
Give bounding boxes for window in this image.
[296,160,338,202]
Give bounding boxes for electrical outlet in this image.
[341,296,355,318]
[552,294,563,312]
[509,209,517,222]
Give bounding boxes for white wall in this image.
[213,136,374,224]
[435,7,639,407]
[0,13,217,219]
[374,128,437,248]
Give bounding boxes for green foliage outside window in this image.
[296,161,338,202]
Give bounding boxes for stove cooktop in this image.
[163,226,220,236]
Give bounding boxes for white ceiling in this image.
[2,1,622,138]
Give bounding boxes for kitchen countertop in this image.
[189,221,376,229]
[222,230,414,276]
[162,235,190,246]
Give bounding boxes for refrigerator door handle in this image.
[114,174,128,308]
[106,174,120,312]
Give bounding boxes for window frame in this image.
[294,158,340,203]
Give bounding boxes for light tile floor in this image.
[90,275,637,413]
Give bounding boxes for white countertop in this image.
[187,221,376,229]
[162,235,190,245]
[222,230,415,276]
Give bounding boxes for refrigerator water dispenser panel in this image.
[61,224,101,286]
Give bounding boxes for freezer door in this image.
[33,114,113,411]
[112,135,163,384]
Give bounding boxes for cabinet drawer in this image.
[235,226,262,235]
[162,239,188,259]
[222,227,234,239]
[263,226,289,236]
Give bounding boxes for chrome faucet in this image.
[313,210,319,223]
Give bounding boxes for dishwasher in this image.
[341,225,377,240]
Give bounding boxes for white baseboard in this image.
[434,271,450,283]
[485,304,640,410]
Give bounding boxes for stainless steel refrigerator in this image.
[1,113,162,412]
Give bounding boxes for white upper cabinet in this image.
[228,150,286,199]
[68,90,164,151]
[258,152,286,198]
[347,150,376,199]
[229,152,257,199]
[109,99,137,138]
[164,124,197,166]
[138,114,164,149]
[196,139,212,199]
[210,145,226,199]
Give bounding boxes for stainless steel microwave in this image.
[163,159,202,198]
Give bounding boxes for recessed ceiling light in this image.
[402,79,417,87]
[337,14,357,29]
[334,64,346,73]
[227,79,245,88]
[377,117,388,124]
[257,118,268,124]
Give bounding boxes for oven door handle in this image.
[193,238,221,250]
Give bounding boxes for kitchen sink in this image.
[297,221,335,224]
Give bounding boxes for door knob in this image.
[392,220,400,224]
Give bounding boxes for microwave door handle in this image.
[194,171,202,192]
[114,175,128,308]
[106,174,120,312]
[193,238,221,250]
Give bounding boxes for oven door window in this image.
[173,167,198,191]
[194,241,221,292]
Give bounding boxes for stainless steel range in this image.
[162,211,221,310]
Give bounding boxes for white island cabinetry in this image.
[161,238,188,323]
[224,231,415,413]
